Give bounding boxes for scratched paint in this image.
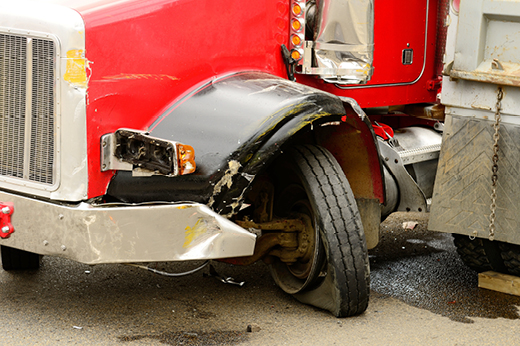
[183,219,208,248]
[63,49,88,88]
[102,73,178,81]
[82,215,101,257]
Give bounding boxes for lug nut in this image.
[2,226,10,233]
[2,207,10,214]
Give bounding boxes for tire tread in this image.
[292,145,369,316]
[499,243,520,276]
[453,234,506,273]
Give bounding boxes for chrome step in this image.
[398,143,441,165]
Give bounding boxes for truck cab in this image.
[0,0,446,317]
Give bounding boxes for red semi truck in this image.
[0,0,448,317]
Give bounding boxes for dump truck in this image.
[0,0,447,317]
[429,0,520,278]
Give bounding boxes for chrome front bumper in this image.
[0,190,256,264]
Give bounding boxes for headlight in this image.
[101,129,196,176]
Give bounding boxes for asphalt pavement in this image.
[0,212,518,345]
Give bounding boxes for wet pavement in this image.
[371,212,520,323]
[0,212,518,345]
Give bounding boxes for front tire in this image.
[271,145,370,317]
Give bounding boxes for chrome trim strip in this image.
[23,37,34,181]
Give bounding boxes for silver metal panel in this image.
[304,0,374,84]
[450,0,520,86]
[429,113,520,245]
[379,141,427,213]
[335,0,431,90]
[100,133,133,172]
[436,2,520,244]
[0,190,256,264]
[442,0,520,123]
[0,2,88,201]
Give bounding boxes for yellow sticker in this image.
[64,49,87,87]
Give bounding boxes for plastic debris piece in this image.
[73,326,83,330]
[206,263,245,287]
[402,221,418,230]
[246,324,261,332]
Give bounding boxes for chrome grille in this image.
[0,34,55,186]
[0,34,26,179]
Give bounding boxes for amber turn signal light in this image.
[177,144,196,175]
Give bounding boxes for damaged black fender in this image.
[106,72,363,216]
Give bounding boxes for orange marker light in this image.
[292,4,302,16]
[177,144,196,175]
[291,50,301,60]
[291,34,301,46]
[292,19,301,31]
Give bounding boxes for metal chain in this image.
[489,87,504,241]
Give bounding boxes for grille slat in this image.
[30,38,55,184]
[0,33,55,186]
